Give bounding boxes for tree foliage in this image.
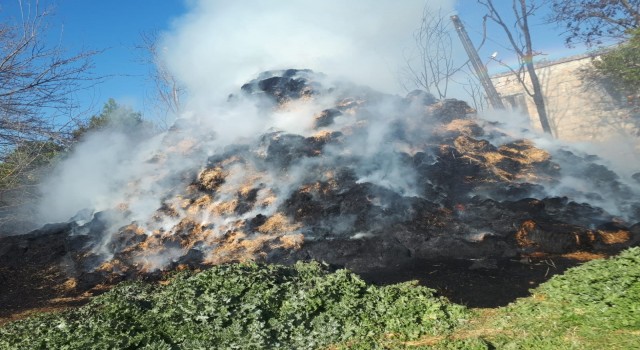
[0,140,62,207]
[593,28,640,93]
[72,98,149,140]
[549,0,640,47]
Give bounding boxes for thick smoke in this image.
[37,0,458,224]
[160,0,456,104]
[478,108,640,220]
[31,1,640,273]
[38,108,163,224]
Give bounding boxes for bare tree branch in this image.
[136,30,184,129]
[0,0,99,225]
[0,5,100,148]
[478,0,553,134]
[403,7,468,99]
[548,0,640,47]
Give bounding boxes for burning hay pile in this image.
[2,69,640,290]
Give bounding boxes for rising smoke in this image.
[160,0,457,103]
[38,0,457,224]
[32,1,640,272]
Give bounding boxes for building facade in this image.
[491,54,639,142]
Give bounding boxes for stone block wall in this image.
[491,55,639,142]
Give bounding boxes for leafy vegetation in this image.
[0,141,63,197]
[0,140,64,232]
[1,248,639,349]
[594,28,640,96]
[72,98,153,140]
[0,262,468,349]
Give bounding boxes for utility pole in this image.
[450,15,504,109]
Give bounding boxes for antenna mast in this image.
[450,15,504,109]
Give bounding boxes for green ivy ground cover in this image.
[0,262,468,349]
[1,248,639,349]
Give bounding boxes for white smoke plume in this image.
[38,0,458,224]
[478,108,640,220]
[160,0,457,105]
[29,0,640,273]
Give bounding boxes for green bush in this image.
[0,140,63,213]
[594,29,640,94]
[0,262,468,349]
[71,98,152,140]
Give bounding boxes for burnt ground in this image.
[0,225,108,326]
[0,262,92,325]
[359,256,581,308]
[0,243,591,325]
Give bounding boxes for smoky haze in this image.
[160,0,457,106]
[37,0,459,223]
[29,1,640,274]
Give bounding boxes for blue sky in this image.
[0,0,591,121]
[47,1,187,110]
[456,2,590,71]
[0,0,186,119]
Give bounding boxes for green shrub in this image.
[0,262,468,349]
[594,29,640,94]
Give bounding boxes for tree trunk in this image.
[519,0,552,135]
[525,62,552,134]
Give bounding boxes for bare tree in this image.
[548,0,640,47]
[479,0,553,135]
[0,2,98,148]
[0,1,98,229]
[459,67,489,112]
[403,7,465,99]
[137,31,184,128]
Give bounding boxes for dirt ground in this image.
[0,263,90,325]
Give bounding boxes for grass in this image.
[422,247,640,349]
[484,246,640,349]
[1,248,639,349]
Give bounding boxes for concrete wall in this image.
[491,55,639,142]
